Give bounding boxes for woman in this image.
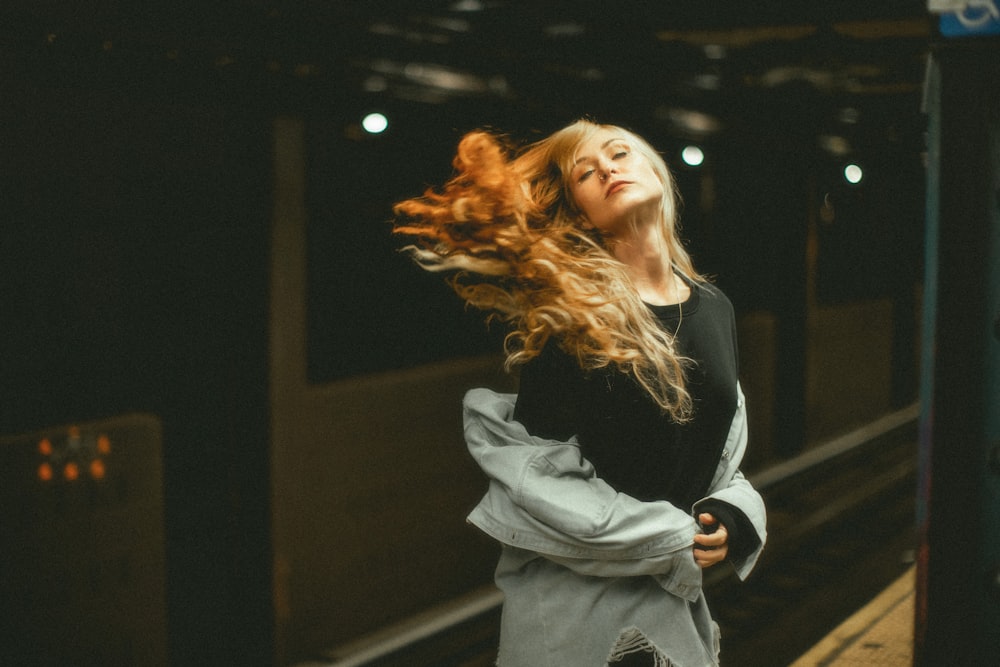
[395,120,766,666]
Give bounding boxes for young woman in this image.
[395,120,766,666]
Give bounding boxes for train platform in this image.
[791,566,915,666]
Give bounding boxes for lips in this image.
[605,180,631,198]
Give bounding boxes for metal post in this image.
[916,37,1000,664]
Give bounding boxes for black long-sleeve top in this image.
[514,279,759,559]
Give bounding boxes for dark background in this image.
[1,2,931,664]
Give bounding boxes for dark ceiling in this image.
[4,1,933,152]
[332,1,933,151]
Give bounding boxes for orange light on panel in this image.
[63,461,80,482]
[97,434,111,455]
[38,462,54,482]
[89,458,106,480]
[38,438,53,456]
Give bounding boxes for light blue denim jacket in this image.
[464,385,766,666]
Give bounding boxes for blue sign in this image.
[939,1,1000,36]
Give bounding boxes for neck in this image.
[608,223,688,306]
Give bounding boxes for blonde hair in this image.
[393,120,698,420]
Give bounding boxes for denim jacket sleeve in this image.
[464,389,699,595]
[464,384,767,600]
[694,384,768,579]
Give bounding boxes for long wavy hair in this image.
[393,119,699,420]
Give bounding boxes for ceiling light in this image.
[362,113,389,134]
[682,146,705,167]
[844,164,864,184]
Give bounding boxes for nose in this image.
[597,160,615,181]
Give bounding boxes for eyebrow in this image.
[573,138,625,166]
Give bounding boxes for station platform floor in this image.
[791,566,915,666]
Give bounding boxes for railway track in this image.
[708,405,919,666]
[307,404,919,667]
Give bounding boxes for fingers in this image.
[694,540,729,568]
[695,554,724,568]
[694,525,728,548]
[693,514,729,568]
[693,518,728,548]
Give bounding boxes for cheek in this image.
[570,183,602,217]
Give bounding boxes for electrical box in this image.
[0,414,168,666]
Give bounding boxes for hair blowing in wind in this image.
[393,121,695,421]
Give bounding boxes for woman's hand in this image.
[693,513,729,568]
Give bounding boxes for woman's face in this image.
[567,128,663,236]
